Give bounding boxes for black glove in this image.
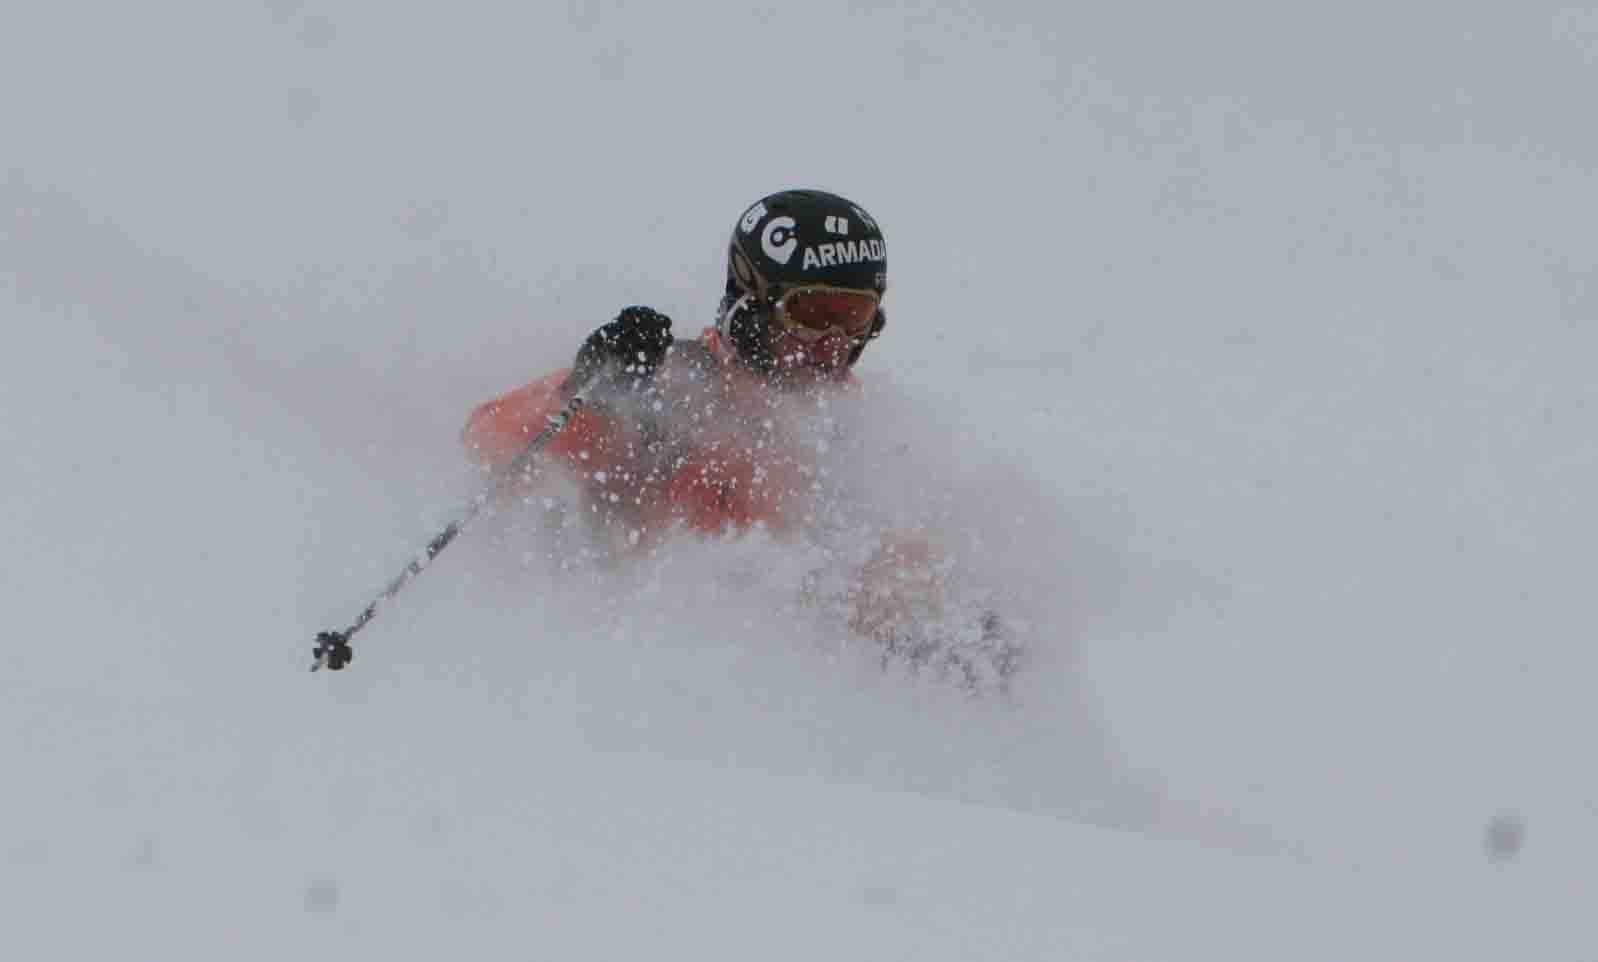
[313,630,354,671]
[563,306,673,397]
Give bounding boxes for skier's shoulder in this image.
[464,368,564,427]
[459,369,563,461]
[662,331,721,376]
[649,330,732,400]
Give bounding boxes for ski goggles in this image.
[771,285,880,341]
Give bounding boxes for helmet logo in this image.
[740,202,768,234]
[824,215,849,235]
[761,216,798,265]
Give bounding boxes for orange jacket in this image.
[462,330,992,675]
[462,328,855,541]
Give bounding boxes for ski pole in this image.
[310,379,597,672]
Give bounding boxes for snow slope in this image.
[3,1,1595,958]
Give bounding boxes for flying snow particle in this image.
[1485,814,1524,861]
[304,875,343,917]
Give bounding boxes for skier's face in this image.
[766,327,856,377]
[760,285,878,379]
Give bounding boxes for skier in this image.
[462,189,1018,688]
[462,188,888,541]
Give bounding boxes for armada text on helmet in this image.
[746,203,887,274]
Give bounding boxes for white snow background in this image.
[3,1,1595,958]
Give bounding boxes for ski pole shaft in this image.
[311,381,595,672]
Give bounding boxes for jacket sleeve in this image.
[460,368,630,477]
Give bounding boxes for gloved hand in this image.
[563,306,674,397]
[313,630,354,671]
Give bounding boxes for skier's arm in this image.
[460,307,675,477]
[460,369,616,470]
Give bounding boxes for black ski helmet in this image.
[718,189,887,373]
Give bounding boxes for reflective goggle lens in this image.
[775,287,879,340]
